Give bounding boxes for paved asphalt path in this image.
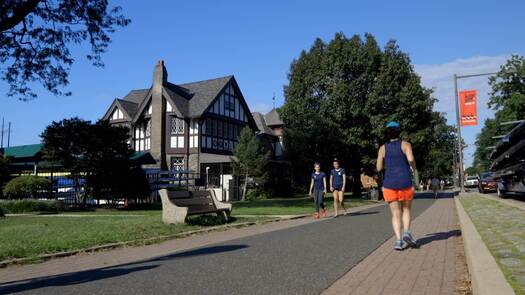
[1,194,436,295]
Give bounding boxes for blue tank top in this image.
[383,140,413,190]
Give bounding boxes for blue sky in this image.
[1,0,524,166]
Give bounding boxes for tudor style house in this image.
[102,60,258,174]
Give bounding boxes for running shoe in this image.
[394,240,405,251]
[313,212,320,219]
[403,232,419,248]
[322,208,328,218]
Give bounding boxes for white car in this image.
[464,176,479,187]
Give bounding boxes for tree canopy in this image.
[41,117,148,204]
[281,33,448,193]
[232,127,270,200]
[473,55,525,172]
[0,0,130,100]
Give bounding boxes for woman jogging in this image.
[377,122,419,250]
[309,162,327,219]
[330,159,347,217]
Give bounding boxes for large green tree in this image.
[41,118,148,205]
[0,0,130,100]
[0,155,9,198]
[473,55,525,171]
[281,33,437,196]
[232,127,269,201]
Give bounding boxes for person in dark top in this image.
[330,159,347,217]
[377,122,419,250]
[431,177,440,199]
[309,162,327,219]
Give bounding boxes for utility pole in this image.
[1,117,4,149]
[7,122,11,147]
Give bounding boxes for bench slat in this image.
[187,205,219,214]
[172,197,214,206]
[167,191,192,199]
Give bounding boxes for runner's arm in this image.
[309,178,314,195]
[376,145,385,172]
[323,175,327,193]
[402,141,417,172]
[342,173,346,191]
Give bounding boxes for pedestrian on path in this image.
[431,177,440,199]
[330,159,347,217]
[310,162,328,219]
[376,121,419,250]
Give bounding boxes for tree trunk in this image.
[242,171,248,201]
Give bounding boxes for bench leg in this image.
[220,210,229,222]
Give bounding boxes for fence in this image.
[5,166,246,205]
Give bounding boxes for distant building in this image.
[252,108,285,158]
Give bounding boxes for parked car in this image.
[478,172,497,194]
[464,176,479,188]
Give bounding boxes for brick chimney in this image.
[150,60,168,169]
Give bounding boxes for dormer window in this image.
[111,108,124,120]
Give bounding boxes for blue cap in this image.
[386,121,400,128]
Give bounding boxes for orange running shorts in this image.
[383,187,414,202]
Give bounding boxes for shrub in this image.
[3,176,52,199]
[0,206,4,217]
[0,199,64,214]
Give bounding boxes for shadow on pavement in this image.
[414,192,455,199]
[0,244,248,294]
[416,230,461,247]
[347,211,380,217]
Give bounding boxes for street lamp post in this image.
[453,71,499,192]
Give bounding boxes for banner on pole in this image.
[459,90,478,126]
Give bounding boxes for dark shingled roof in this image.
[252,112,274,135]
[264,108,283,127]
[116,99,139,118]
[181,76,232,118]
[122,89,149,104]
[119,76,232,119]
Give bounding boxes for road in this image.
[0,194,437,295]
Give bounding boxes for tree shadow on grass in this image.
[416,229,461,247]
[0,244,248,294]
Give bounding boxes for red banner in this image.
[460,90,478,126]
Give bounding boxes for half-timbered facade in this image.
[102,60,257,173]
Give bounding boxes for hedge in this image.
[2,176,52,199]
[0,199,64,214]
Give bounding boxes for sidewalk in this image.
[323,197,470,295]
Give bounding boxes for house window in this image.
[134,120,150,151]
[170,157,185,171]
[189,119,199,148]
[170,116,185,149]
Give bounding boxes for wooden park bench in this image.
[159,189,232,224]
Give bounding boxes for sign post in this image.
[453,71,498,192]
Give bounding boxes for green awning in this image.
[3,143,43,159]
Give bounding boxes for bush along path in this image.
[460,194,525,294]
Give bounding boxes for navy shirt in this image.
[331,168,346,187]
[383,140,412,190]
[311,172,326,191]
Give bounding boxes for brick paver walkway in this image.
[323,198,469,295]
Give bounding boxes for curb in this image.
[455,195,515,295]
[0,215,302,268]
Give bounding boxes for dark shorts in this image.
[333,184,343,191]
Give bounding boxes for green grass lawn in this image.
[0,213,265,262]
[232,193,372,216]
